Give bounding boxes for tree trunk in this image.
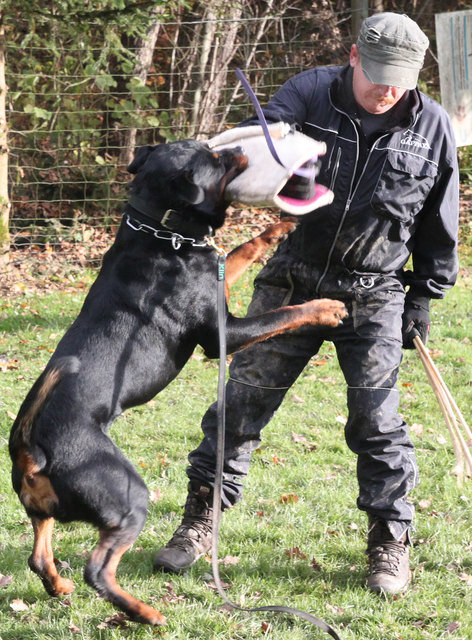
[352,0,368,37]
[0,15,9,268]
[196,2,243,138]
[120,7,165,166]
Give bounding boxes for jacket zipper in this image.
[315,108,391,295]
[329,147,342,192]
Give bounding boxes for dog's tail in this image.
[10,356,80,455]
[10,357,80,516]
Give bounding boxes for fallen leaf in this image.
[0,574,13,588]
[285,546,307,560]
[219,555,240,566]
[291,432,318,452]
[150,489,163,503]
[261,620,272,633]
[335,414,347,425]
[326,603,345,614]
[7,410,17,420]
[272,454,286,466]
[437,434,448,445]
[162,581,185,604]
[10,598,29,612]
[418,498,432,510]
[311,557,322,571]
[69,623,81,633]
[205,578,232,591]
[290,394,305,404]
[410,423,424,437]
[445,621,460,633]
[459,572,472,585]
[279,493,299,504]
[97,612,129,629]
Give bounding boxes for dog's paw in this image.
[258,219,299,246]
[305,299,348,327]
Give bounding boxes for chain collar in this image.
[125,214,212,250]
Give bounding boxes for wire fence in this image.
[5,7,443,259]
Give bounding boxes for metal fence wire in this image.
[5,8,440,255]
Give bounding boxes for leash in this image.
[212,249,342,639]
[235,68,318,181]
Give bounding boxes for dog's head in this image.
[127,140,248,229]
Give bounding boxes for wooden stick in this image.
[414,336,472,444]
[413,335,472,482]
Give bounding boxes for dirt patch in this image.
[1,208,280,299]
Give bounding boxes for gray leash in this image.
[212,251,342,639]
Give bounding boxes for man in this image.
[154,13,459,594]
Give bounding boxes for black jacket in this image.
[258,65,459,298]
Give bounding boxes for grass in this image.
[0,250,471,640]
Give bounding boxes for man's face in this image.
[349,45,407,114]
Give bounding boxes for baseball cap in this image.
[357,13,429,90]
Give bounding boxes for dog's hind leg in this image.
[84,524,166,625]
[29,517,75,596]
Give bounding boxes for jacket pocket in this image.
[370,152,437,222]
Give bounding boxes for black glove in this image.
[401,288,431,349]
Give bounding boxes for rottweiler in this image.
[9,139,347,625]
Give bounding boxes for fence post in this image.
[0,15,9,267]
[351,0,368,38]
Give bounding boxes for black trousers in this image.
[188,251,418,541]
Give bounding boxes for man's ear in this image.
[349,43,359,68]
[172,171,205,205]
[127,145,158,174]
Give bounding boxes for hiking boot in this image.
[366,518,411,594]
[153,483,213,573]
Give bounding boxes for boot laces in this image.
[166,492,213,551]
[368,540,406,576]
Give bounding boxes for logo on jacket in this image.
[400,130,431,150]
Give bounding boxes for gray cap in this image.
[357,12,429,90]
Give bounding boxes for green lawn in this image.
[0,250,471,639]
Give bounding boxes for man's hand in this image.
[402,289,431,349]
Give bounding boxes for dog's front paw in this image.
[258,218,299,246]
[305,299,348,327]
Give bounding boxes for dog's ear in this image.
[172,171,205,205]
[127,145,158,174]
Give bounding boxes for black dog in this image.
[9,140,347,625]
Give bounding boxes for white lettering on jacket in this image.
[400,130,431,150]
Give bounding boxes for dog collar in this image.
[127,195,213,240]
[124,213,214,251]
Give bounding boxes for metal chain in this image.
[125,214,209,249]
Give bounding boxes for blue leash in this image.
[235,68,318,180]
